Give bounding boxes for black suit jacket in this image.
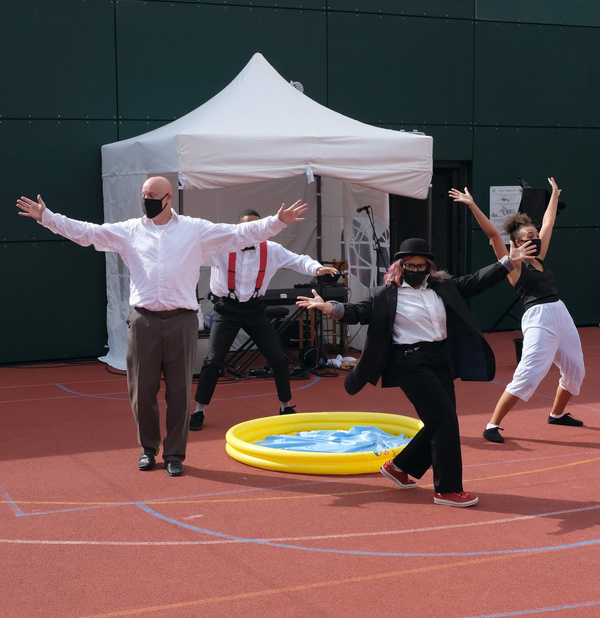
[341,261,509,395]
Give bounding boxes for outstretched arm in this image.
[538,177,560,260]
[449,187,508,260]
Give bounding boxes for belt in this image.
[134,307,194,317]
[215,296,262,305]
[393,340,446,356]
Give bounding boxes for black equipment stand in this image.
[360,205,388,285]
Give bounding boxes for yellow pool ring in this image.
[225,411,423,475]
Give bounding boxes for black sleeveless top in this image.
[514,259,560,311]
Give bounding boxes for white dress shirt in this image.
[207,241,322,302]
[392,278,447,344]
[40,208,286,311]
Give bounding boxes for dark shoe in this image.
[280,405,296,415]
[189,411,205,431]
[548,412,583,426]
[380,460,417,489]
[165,461,183,477]
[434,491,478,507]
[483,427,504,443]
[138,453,155,471]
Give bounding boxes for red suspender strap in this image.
[227,252,236,296]
[227,242,268,300]
[255,241,268,293]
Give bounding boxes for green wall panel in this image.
[327,1,473,18]
[474,22,600,127]
[2,241,107,363]
[0,120,118,242]
[327,13,474,124]
[471,127,600,228]
[0,0,117,119]
[115,0,327,119]
[476,0,600,27]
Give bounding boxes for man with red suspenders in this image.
[190,209,338,430]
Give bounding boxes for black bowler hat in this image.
[393,238,435,262]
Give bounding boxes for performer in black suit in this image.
[297,237,530,507]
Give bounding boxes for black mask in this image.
[403,270,429,288]
[527,238,542,256]
[143,193,169,219]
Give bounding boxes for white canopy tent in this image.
[100,52,432,370]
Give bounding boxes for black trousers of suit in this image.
[389,341,463,494]
[194,297,291,405]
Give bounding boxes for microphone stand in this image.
[359,206,388,285]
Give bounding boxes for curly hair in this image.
[503,213,535,242]
[383,258,448,287]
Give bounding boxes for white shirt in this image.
[207,241,322,302]
[392,278,447,344]
[40,208,286,311]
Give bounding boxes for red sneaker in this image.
[434,492,478,507]
[380,460,417,489]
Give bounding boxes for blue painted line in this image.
[0,484,24,516]
[53,374,320,402]
[460,600,600,617]
[53,383,128,401]
[136,503,600,558]
[10,479,336,517]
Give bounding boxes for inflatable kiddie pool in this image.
[225,411,423,475]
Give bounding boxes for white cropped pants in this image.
[506,300,585,402]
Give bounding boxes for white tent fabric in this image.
[100,53,433,370]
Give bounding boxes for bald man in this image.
[17,177,307,476]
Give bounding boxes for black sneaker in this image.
[189,411,205,431]
[547,413,583,426]
[483,426,504,443]
[280,405,296,415]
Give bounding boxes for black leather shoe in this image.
[189,411,205,431]
[139,453,156,471]
[548,412,584,426]
[165,461,183,476]
[280,405,296,415]
[483,427,504,443]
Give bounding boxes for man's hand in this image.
[277,200,308,225]
[316,266,339,277]
[17,195,46,221]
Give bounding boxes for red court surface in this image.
[1,328,599,617]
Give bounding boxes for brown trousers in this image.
[126,307,198,462]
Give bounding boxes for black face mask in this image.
[403,270,429,288]
[143,193,168,219]
[527,238,542,256]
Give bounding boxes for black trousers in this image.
[389,341,463,494]
[194,298,291,405]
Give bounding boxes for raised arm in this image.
[538,177,560,260]
[449,187,508,260]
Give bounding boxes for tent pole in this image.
[316,174,322,263]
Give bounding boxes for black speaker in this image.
[518,180,566,228]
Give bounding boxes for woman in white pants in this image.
[450,177,585,443]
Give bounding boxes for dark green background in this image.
[2,0,599,362]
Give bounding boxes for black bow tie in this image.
[241,246,255,251]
